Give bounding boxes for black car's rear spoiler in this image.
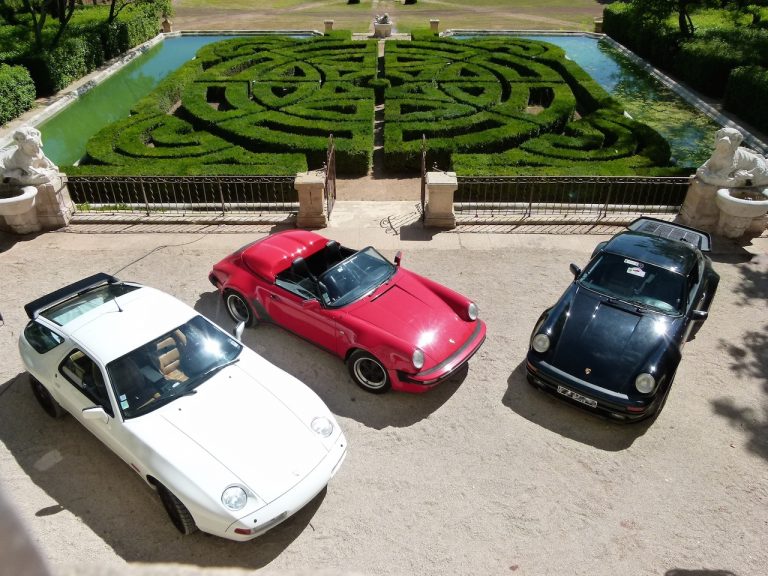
[24,273,120,319]
[628,217,712,252]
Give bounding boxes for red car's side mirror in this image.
[394,251,402,266]
[302,299,321,311]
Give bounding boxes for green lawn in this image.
[171,0,603,33]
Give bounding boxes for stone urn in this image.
[715,187,768,238]
[0,185,41,234]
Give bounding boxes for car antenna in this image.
[110,289,123,313]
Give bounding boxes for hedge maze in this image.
[76,34,677,178]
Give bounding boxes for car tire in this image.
[224,290,256,327]
[347,350,391,394]
[157,484,198,535]
[30,376,65,418]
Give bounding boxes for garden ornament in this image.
[0,127,59,186]
[696,127,768,188]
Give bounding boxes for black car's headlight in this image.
[531,333,550,353]
[635,373,657,394]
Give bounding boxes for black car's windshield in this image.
[319,247,396,308]
[106,315,242,419]
[578,252,686,315]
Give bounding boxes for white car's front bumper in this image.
[208,433,347,541]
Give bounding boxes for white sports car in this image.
[19,273,347,541]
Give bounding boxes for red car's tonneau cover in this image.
[241,230,328,281]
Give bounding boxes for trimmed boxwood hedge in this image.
[78,36,377,177]
[77,34,676,178]
[383,36,675,175]
[724,66,768,134]
[0,63,35,125]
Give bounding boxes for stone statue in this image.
[375,13,391,24]
[696,127,768,188]
[0,126,59,186]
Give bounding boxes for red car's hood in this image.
[346,271,473,364]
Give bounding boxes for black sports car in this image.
[526,218,719,421]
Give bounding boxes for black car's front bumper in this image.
[525,357,658,422]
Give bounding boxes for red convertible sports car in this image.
[209,231,486,394]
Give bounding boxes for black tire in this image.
[224,290,255,327]
[30,376,65,418]
[347,350,391,394]
[157,484,198,535]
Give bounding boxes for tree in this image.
[10,0,77,50]
[630,0,700,37]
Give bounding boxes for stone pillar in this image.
[162,18,172,33]
[678,177,719,232]
[36,174,75,230]
[324,20,334,33]
[593,18,603,33]
[424,171,457,229]
[430,19,440,33]
[294,171,328,229]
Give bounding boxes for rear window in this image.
[41,284,140,325]
[24,321,64,354]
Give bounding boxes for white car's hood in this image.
[146,363,329,503]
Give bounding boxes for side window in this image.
[24,321,64,354]
[59,350,114,417]
[275,273,318,300]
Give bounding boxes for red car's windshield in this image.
[319,247,396,308]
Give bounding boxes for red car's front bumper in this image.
[390,320,487,393]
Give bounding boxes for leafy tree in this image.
[630,0,700,36]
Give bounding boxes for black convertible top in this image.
[24,273,119,319]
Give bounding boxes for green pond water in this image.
[39,34,722,168]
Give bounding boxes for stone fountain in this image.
[680,127,768,239]
[0,126,74,235]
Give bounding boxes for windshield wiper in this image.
[605,296,646,313]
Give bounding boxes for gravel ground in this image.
[0,226,766,576]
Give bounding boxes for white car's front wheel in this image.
[157,484,198,535]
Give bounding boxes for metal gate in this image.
[325,134,337,219]
[420,134,427,221]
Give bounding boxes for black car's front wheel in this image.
[347,350,391,394]
[30,376,65,418]
[157,484,198,535]
[224,291,256,327]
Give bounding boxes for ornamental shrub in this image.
[0,64,35,125]
[724,65,768,134]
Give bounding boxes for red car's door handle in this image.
[270,294,280,301]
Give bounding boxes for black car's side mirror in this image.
[569,263,582,278]
[692,309,708,321]
[394,251,402,266]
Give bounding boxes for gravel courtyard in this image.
[0,213,766,576]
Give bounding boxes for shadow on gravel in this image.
[195,291,462,429]
[0,372,322,568]
[502,363,650,451]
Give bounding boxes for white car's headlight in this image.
[635,373,656,394]
[412,348,425,370]
[467,302,478,321]
[311,416,334,438]
[531,333,550,353]
[222,486,247,511]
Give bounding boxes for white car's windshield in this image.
[107,315,242,419]
[319,247,396,308]
[578,253,686,315]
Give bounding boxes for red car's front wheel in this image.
[224,291,256,327]
[347,350,391,394]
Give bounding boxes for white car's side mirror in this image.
[234,321,245,341]
[82,406,109,423]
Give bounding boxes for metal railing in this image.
[455,176,691,218]
[66,175,298,216]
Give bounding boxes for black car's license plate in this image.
[557,385,598,408]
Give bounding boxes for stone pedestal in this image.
[374,23,392,38]
[424,171,457,229]
[36,175,75,230]
[715,187,768,239]
[430,19,440,33]
[162,18,172,33]
[594,18,603,33]
[324,20,334,33]
[294,171,328,229]
[678,177,719,231]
